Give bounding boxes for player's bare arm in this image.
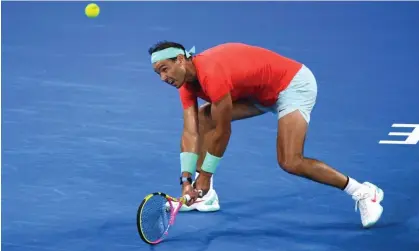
[180,102,202,203]
[194,93,233,195]
[181,102,200,175]
[207,93,233,158]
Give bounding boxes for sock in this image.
[195,172,214,190]
[343,176,363,196]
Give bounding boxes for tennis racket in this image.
[136,192,191,245]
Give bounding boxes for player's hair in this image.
[148,41,189,61]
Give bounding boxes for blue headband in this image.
[151,46,196,64]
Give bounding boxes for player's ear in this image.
[176,54,186,64]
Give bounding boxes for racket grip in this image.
[183,194,191,202]
[182,190,203,203]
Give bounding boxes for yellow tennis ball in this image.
[85,3,100,18]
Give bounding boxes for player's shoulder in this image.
[193,43,246,69]
[198,42,257,55]
[196,42,273,63]
[194,42,273,76]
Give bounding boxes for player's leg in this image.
[275,65,384,228]
[276,110,349,188]
[180,99,265,212]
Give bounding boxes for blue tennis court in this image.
[2,2,418,251]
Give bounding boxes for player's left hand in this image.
[193,171,212,197]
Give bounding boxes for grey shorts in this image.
[254,64,318,123]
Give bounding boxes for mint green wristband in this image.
[180,152,198,175]
[201,152,221,174]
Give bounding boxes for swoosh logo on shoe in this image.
[371,190,377,202]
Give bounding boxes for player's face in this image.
[153,58,186,89]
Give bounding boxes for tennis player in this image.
[149,41,384,228]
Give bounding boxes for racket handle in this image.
[182,190,203,203]
[182,194,191,202]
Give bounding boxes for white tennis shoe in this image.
[166,189,220,212]
[352,182,384,228]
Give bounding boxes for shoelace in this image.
[353,192,370,212]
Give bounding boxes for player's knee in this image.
[277,154,304,175]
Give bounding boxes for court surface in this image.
[2,2,419,251]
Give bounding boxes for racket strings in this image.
[139,195,171,242]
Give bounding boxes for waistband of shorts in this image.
[277,63,304,93]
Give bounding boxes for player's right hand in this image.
[181,183,199,206]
